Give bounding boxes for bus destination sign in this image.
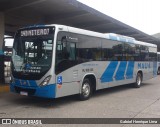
[21,28,50,37]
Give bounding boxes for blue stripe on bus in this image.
[10,82,56,98]
[15,79,21,86]
[29,80,37,87]
[35,84,56,98]
[126,61,134,79]
[11,78,56,98]
[115,61,127,81]
[101,61,118,83]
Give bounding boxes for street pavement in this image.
[1,76,160,127]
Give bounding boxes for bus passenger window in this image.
[55,35,77,74]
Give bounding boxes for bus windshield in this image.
[12,27,55,80]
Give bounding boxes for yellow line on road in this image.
[0,84,9,93]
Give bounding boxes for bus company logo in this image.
[2,119,11,124]
[138,63,151,69]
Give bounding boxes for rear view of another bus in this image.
[157,52,160,75]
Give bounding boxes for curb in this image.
[0,85,10,93]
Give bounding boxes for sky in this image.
[77,0,160,35]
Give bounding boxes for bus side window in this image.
[56,42,63,63]
[55,36,77,74]
[69,43,76,61]
[56,39,70,74]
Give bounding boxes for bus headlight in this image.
[39,75,51,86]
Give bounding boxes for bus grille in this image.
[14,86,36,96]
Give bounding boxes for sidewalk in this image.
[0,84,9,93]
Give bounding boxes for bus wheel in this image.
[79,78,92,101]
[134,73,142,88]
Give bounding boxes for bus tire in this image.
[79,78,92,101]
[134,73,142,88]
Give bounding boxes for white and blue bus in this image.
[10,24,157,100]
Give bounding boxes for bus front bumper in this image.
[10,83,56,98]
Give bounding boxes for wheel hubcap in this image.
[82,83,90,97]
[137,76,141,86]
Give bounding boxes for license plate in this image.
[20,91,28,96]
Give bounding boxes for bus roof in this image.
[21,24,157,48]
